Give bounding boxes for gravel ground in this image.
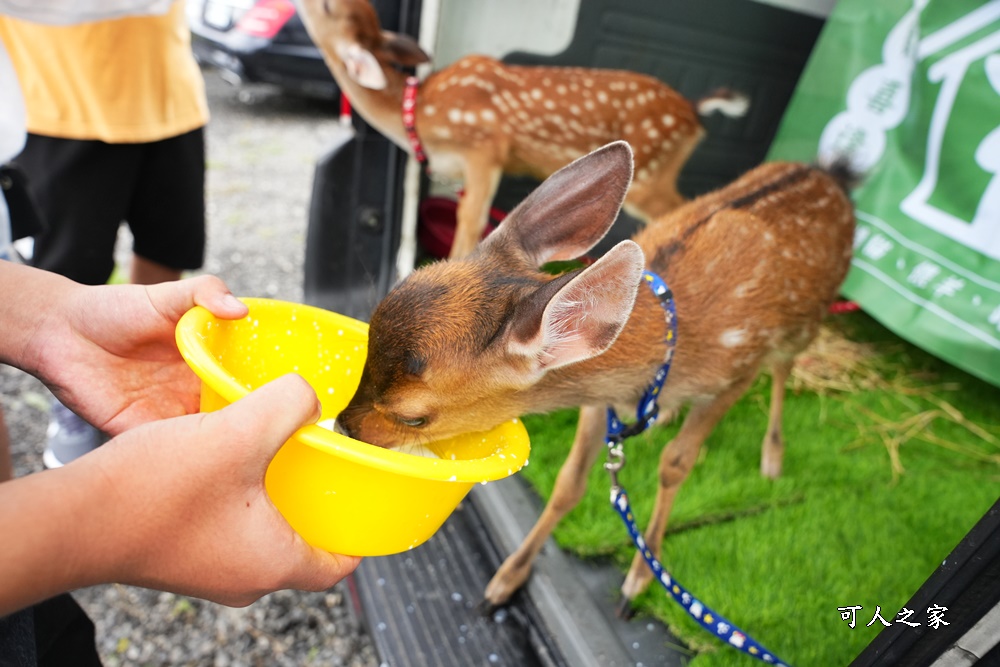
[0,67,380,666]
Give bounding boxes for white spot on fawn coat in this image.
[720,328,748,348]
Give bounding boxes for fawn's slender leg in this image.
[619,374,756,605]
[760,357,793,480]
[623,173,685,222]
[483,405,607,607]
[450,159,503,259]
[621,132,702,222]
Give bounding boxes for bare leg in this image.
[130,254,182,285]
[483,405,606,606]
[619,374,756,605]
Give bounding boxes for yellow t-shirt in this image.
[0,1,208,143]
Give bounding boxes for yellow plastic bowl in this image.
[175,298,529,556]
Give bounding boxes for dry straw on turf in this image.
[793,323,1000,481]
[791,324,883,395]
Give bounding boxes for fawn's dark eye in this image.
[398,416,427,428]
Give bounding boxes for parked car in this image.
[187,0,339,100]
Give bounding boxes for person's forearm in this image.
[0,261,76,372]
[0,463,116,616]
[0,408,12,483]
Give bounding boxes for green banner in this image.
[768,0,1000,386]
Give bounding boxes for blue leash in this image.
[604,270,791,667]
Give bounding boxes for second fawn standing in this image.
[338,142,856,611]
[297,0,749,258]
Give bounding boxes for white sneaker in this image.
[42,399,104,468]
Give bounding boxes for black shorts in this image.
[14,129,206,285]
[0,594,102,667]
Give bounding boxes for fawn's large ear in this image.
[506,240,645,375]
[380,30,431,66]
[484,141,634,266]
[335,42,388,89]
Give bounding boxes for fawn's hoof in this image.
[615,595,637,620]
[475,597,499,617]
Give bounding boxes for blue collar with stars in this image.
[605,269,677,444]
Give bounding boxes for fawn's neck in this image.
[333,63,411,152]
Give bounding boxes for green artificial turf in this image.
[518,311,1000,666]
[108,264,128,285]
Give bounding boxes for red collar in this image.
[402,76,427,165]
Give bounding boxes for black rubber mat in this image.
[353,502,557,667]
[353,477,688,667]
